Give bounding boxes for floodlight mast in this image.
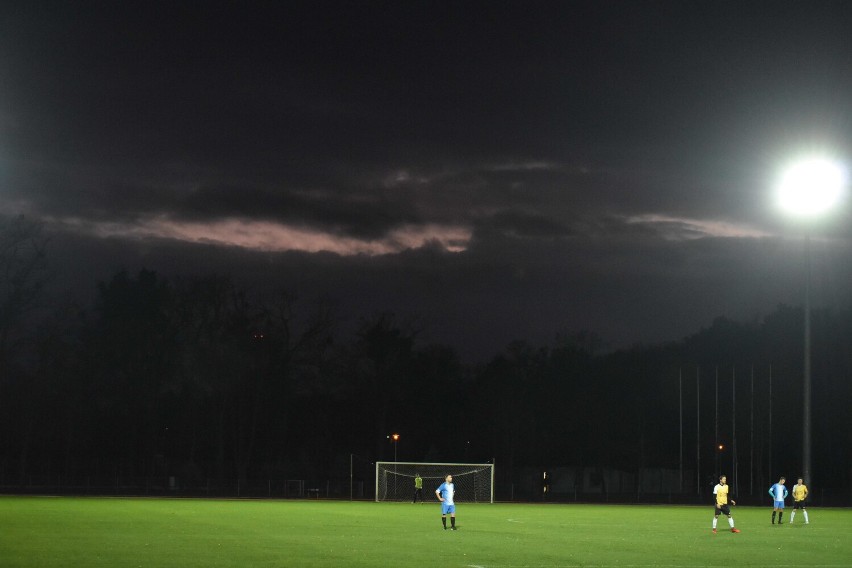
[776,157,847,491]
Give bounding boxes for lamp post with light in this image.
[389,433,400,462]
[388,433,400,498]
[776,157,846,489]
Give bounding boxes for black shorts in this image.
[793,501,806,510]
[715,504,731,516]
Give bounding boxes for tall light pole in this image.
[776,157,846,489]
[388,433,400,498]
[390,433,400,462]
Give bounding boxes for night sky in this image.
[2,1,851,361]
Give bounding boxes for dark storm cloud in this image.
[177,183,427,240]
[6,2,852,223]
[2,1,852,359]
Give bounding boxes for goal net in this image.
[375,462,494,503]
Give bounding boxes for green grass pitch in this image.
[1,496,849,567]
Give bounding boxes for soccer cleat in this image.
[731,528,740,533]
[712,529,717,534]
[451,527,457,530]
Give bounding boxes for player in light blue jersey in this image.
[768,476,788,524]
[435,474,456,530]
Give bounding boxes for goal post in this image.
[375,462,494,503]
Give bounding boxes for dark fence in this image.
[2,469,849,506]
[0,475,371,500]
[498,466,852,507]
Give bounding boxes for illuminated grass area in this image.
[1,497,849,567]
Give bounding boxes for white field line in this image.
[466,565,850,568]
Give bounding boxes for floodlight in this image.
[776,158,846,218]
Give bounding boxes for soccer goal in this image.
[375,462,494,503]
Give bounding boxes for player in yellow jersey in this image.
[789,477,809,524]
[413,473,423,503]
[712,475,740,533]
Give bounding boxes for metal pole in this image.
[769,364,773,477]
[750,366,754,496]
[732,366,737,497]
[679,368,683,494]
[803,235,812,488]
[696,367,700,496]
[715,366,719,476]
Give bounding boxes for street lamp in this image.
[775,156,847,489]
[389,433,400,461]
[388,433,400,498]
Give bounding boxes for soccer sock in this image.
[712,518,718,529]
[779,512,783,523]
[728,517,735,528]
[772,511,776,523]
[451,516,456,528]
[790,511,795,522]
[804,511,809,522]
[442,517,446,529]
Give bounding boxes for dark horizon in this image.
[1,254,851,501]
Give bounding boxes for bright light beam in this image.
[776,158,846,218]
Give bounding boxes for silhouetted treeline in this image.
[1,219,850,496]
